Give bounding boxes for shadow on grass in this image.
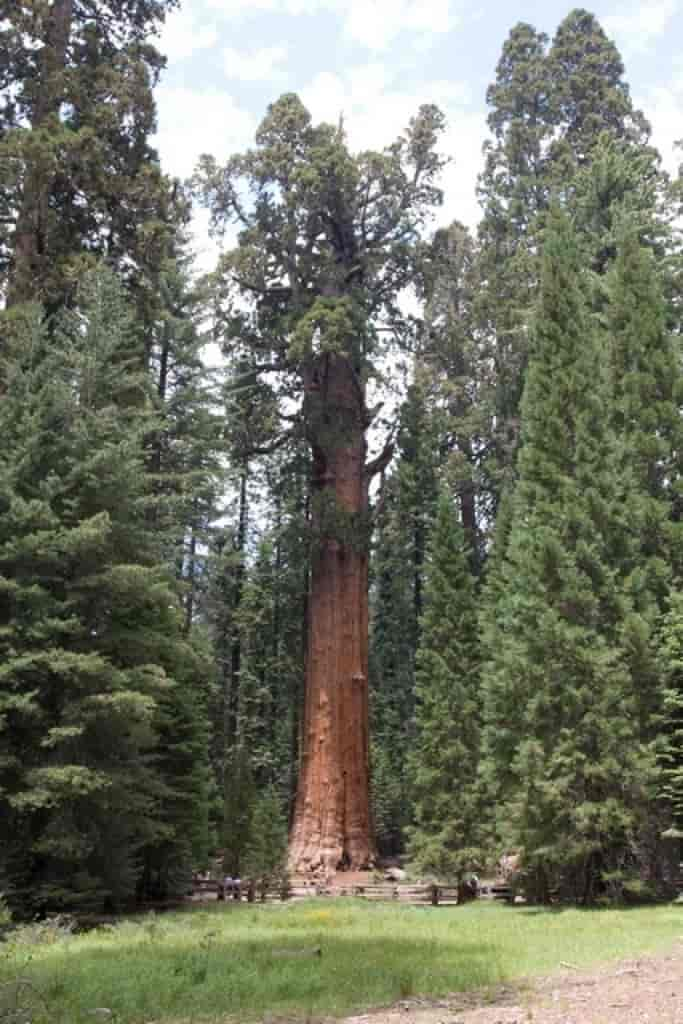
[514,902,677,915]
[1,926,505,1024]
[5,899,680,1024]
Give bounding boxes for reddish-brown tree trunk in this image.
[288,354,375,876]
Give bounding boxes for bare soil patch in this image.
[334,943,683,1024]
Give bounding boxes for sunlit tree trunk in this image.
[288,354,375,875]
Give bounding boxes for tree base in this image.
[287,833,375,879]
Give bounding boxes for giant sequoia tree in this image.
[198,94,444,875]
[475,9,653,506]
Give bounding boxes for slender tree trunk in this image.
[225,466,248,751]
[289,487,310,825]
[458,470,480,576]
[8,0,74,308]
[413,503,425,645]
[184,516,197,634]
[288,354,375,876]
[269,487,282,754]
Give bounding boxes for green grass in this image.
[1,899,681,1024]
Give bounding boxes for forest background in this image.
[1,0,683,914]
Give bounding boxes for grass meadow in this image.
[1,899,681,1023]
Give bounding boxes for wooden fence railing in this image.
[191,872,683,906]
[191,880,474,905]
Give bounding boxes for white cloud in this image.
[343,0,458,51]
[159,7,218,62]
[155,85,257,180]
[202,0,460,51]
[204,0,326,14]
[603,0,678,56]
[223,44,288,83]
[301,65,483,228]
[637,61,683,176]
[188,207,225,276]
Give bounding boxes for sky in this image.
[153,0,683,269]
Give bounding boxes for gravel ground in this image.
[333,944,683,1024]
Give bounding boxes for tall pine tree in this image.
[480,209,654,903]
[407,489,480,885]
[0,0,179,317]
[0,267,209,913]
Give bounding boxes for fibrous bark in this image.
[288,354,375,876]
[196,95,444,877]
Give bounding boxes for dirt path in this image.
[336,944,683,1024]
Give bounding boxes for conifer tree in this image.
[660,596,683,844]
[476,11,653,503]
[607,226,682,584]
[0,0,179,314]
[0,267,209,913]
[220,743,255,877]
[476,22,551,498]
[197,93,445,875]
[480,210,654,903]
[547,9,650,176]
[207,445,309,871]
[368,372,442,855]
[146,258,224,629]
[570,135,667,276]
[235,536,292,788]
[420,222,490,563]
[241,786,289,897]
[604,225,683,866]
[369,470,421,856]
[407,489,480,884]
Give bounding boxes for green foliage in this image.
[219,746,253,877]
[241,787,289,893]
[196,90,445,477]
[475,9,655,508]
[1,0,181,314]
[419,223,490,567]
[145,257,225,629]
[601,220,682,863]
[1,3,681,917]
[289,296,359,362]
[213,463,310,868]
[0,268,209,914]
[369,379,439,855]
[570,135,668,276]
[480,210,655,901]
[607,226,682,565]
[660,596,683,838]
[546,9,650,174]
[407,490,481,881]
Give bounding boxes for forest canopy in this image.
[0,2,681,913]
